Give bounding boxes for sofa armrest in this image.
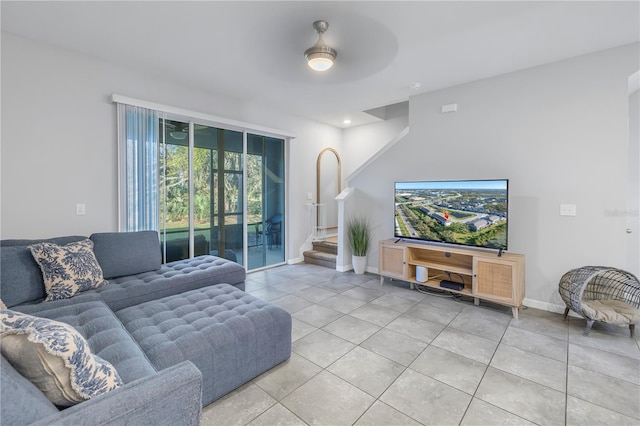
[32,361,202,426]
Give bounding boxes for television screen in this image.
[394,179,508,250]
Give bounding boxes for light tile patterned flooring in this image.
[201,263,640,426]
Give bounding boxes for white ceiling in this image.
[2,1,639,128]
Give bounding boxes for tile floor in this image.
[201,263,640,426]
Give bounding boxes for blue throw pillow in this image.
[0,309,123,407]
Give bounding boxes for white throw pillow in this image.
[29,239,107,301]
[0,309,122,407]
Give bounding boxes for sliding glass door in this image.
[159,119,192,262]
[158,119,284,269]
[196,127,244,265]
[159,119,244,263]
[117,99,292,271]
[247,134,285,269]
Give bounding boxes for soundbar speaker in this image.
[416,266,428,283]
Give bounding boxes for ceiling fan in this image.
[165,121,212,140]
[304,20,337,72]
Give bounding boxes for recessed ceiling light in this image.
[343,119,352,125]
[410,82,422,91]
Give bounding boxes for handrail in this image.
[336,187,355,201]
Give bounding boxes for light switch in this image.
[560,204,576,216]
[76,204,86,216]
[441,103,458,113]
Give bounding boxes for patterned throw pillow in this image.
[0,309,123,407]
[29,239,107,301]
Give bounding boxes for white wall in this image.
[350,43,639,309]
[342,102,409,177]
[0,32,341,261]
[627,85,640,276]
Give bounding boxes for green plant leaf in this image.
[347,215,371,256]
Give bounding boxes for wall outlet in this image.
[76,203,86,216]
[559,204,576,216]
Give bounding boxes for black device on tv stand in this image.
[439,280,464,291]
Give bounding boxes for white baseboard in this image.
[523,297,580,318]
[335,264,380,274]
[287,257,303,265]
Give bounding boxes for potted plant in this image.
[347,215,371,274]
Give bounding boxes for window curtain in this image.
[117,104,160,231]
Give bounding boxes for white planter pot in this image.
[352,255,367,274]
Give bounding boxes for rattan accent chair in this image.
[559,266,640,337]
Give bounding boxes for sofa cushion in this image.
[29,239,107,301]
[10,255,246,314]
[0,236,87,248]
[0,309,122,407]
[116,284,291,405]
[15,255,246,312]
[0,356,59,424]
[1,246,49,307]
[582,299,640,325]
[91,231,162,279]
[0,236,87,307]
[25,301,157,384]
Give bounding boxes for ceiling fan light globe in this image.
[170,131,188,140]
[307,55,334,71]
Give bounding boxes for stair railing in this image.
[306,202,328,241]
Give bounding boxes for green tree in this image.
[161,137,274,229]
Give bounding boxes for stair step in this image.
[312,241,338,255]
[303,250,337,269]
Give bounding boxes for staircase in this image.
[303,240,337,269]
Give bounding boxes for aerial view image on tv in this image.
[395,179,508,250]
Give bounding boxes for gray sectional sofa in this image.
[0,231,292,426]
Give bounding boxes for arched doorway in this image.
[316,148,342,240]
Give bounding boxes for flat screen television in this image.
[394,179,508,251]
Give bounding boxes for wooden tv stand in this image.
[379,239,525,319]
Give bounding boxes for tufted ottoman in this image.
[115,284,291,405]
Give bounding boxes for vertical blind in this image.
[117,104,159,231]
